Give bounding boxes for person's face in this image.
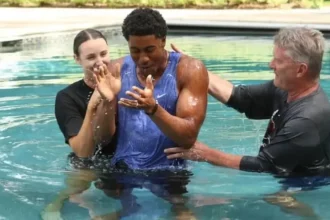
[128,35,166,75]
[269,45,308,90]
[75,38,110,77]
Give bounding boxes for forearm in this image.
[93,100,116,145]
[208,71,234,104]
[149,106,199,148]
[200,144,242,169]
[69,108,96,158]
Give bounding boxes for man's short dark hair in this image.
[122,7,167,41]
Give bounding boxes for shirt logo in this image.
[262,109,280,147]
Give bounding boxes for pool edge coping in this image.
[3,20,330,52]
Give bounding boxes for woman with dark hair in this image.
[56,28,120,161]
[41,29,121,220]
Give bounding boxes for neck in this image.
[287,80,319,103]
[83,74,96,89]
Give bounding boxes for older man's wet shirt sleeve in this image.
[239,118,321,174]
[227,80,277,119]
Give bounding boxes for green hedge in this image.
[0,0,324,8]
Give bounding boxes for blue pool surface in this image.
[1,32,330,219]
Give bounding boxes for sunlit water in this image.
[1,30,330,220]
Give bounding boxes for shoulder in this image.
[55,80,83,104]
[176,54,208,88]
[289,88,330,124]
[55,88,72,108]
[56,80,80,98]
[177,54,206,73]
[283,89,330,140]
[311,87,330,114]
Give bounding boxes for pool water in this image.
[1,31,330,220]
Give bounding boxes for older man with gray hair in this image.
[167,26,330,217]
[167,26,330,177]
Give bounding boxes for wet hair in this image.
[121,7,167,41]
[274,27,325,79]
[73,29,107,56]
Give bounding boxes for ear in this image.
[297,63,308,78]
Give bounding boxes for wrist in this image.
[145,99,158,116]
[102,95,116,103]
[195,142,209,162]
[87,105,97,114]
[101,98,115,108]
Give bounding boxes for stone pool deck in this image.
[2,7,330,49]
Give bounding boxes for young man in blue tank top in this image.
[96,7,209,220]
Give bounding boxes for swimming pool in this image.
[1,30,330,220]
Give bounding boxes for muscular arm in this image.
[171,44,233,104]
[150,56,209,148]
[171,44,276,119]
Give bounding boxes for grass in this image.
[324,0,330,5]
[0,0,324,9]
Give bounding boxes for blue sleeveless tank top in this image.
[112,51,185,170]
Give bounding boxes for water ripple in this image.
[0,34,329,219]
[0,114,54,131]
